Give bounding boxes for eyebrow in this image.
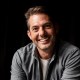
[42,22,52,26]
[31,21,52,29]
[31,25,39,29]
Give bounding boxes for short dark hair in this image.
[24,6,56,29]
[25,6,57,29]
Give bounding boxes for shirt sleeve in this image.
[10,51,27,80]
[61,48,80,80]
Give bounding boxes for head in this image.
[25,6,59,51]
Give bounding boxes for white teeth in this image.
[40,38,48,42]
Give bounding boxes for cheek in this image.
[47,29,56,36]
[31,33,38,40]
[51,28,57,35]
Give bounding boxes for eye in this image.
[43,23,52,29]
[32,27,39,32]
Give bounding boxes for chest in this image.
[23,58,64,80]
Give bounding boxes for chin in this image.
[38,44,52,50]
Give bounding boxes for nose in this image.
[39,27,45,36]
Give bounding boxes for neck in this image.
[37,48,53,59]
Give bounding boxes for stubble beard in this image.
[36,35,56,52]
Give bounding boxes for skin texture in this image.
[27,14,58,59]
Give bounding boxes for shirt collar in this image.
[32,43,40,61]
[32,43,56,62]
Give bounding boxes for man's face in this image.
[27,14,57,51]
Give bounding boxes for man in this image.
[10,6,80,80]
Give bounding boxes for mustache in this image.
[38,35,56,41]
[39,33,49,38]
[38,34,49,39]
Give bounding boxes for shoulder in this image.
[58,40,80,60]
[12,42,35,62]
[57,40,80,69]
[59,40,80,53]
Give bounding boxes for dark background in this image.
[0,0,80,80]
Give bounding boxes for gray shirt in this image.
[10,40,80,80]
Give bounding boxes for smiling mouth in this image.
[39,38,49,43]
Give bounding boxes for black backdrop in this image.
[0,0,80,80]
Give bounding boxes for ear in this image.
[27,30,32,40]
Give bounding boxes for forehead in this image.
[28,14,50,26]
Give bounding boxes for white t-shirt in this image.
[40,58,50,80]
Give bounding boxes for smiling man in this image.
[27,13,56,59]
[10,6,80,80]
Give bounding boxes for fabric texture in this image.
[10,40,80,80]
[40,58,50,80]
